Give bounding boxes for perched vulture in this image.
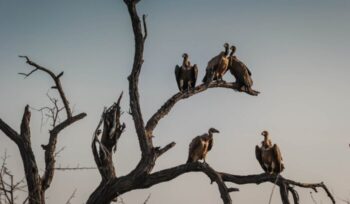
[202,43,230,84]
[255,130,284,174]
[175,53,198,92]
[227,45,254,92]
[187,128,220,163]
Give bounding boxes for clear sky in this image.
[0,0,350,203]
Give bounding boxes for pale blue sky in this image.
[0,0,350,203]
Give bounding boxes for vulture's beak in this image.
[212,128,220,133]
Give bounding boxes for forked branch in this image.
[19,55,72,118]
[1,58,86,204]
[41,112,86,190]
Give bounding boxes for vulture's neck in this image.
[208,132,214,139]
[263,136,271,147]
[182,57,190,68]
[224,47,229,56]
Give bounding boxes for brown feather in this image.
[272,144,284,173]
[175,55,198,91]
[187,133,211,163]
[255,145,267,172]
[228,56,253,88]
[256,138,284,174]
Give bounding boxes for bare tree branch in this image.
[154,142,176,157]
[142,14,147,41]
[145,82,259,134]
[18,56,72,118]
[32,93,65,129]
[227,187,239,192]
[18,68,38,78]
[41,112,86,191]
[53,147,66,159]
[92,109,106,179]
[91,93,125,182]
[65,189,76,204]
[14,106,43,204]
[287,186,299,204]
[143,194,151,204]
[20,105,31,141]
[0,120,21,145]
[125,0,152,161]
[284,179,335,203]
[88,162,334,204]
[220,172,335,204]
[85,3,162,195]
[54,166,96,171]
[141,163,232,203]
[268,174,280,204]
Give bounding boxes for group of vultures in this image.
[174,43,253,93]
[178,44,284,174]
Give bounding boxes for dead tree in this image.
[86,1,335,204]
[0,56,86,204]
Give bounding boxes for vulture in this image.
[202,43,230,84]
[175,53,198,92]
[228,45,254,92]
[187,128,220,163]
[255,130,284,174]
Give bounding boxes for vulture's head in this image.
[261,130,269,137]
[230,45,236,54]
[223,43,230,55]
[208,128,220,134]
[223,43,229,49]
[182,53,189,59]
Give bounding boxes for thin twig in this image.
[268,174,280,204]
[54,165,97,171]
[18,68,38,78]
[65,189,77,204]
[19,55,72,118]
[142,14,148,41]
[53,147,66,158]
[143,193,151,204]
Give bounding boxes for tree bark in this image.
[10,106,43,204]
